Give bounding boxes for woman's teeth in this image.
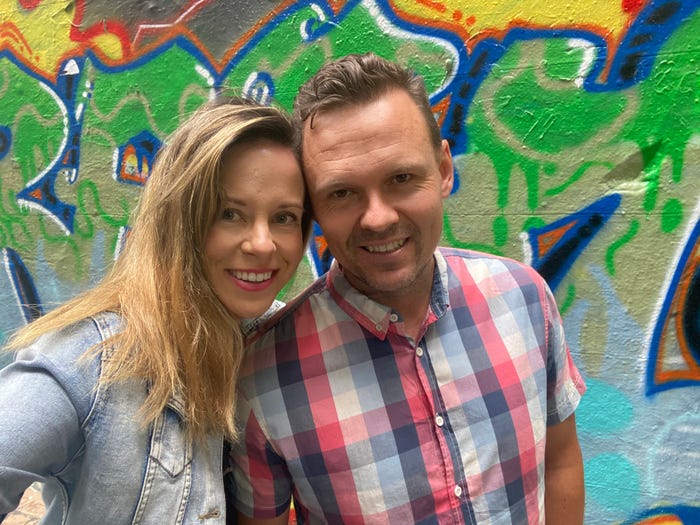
[233,270,272,282]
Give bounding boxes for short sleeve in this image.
[227,393,292,519]
[543,282,586,426]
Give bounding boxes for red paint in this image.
[622,0,645,13]
[18,0,42,9]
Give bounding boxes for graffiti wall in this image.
[1,0,698,522]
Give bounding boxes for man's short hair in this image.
[293,53,442,150]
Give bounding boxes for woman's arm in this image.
[0,352,83,514]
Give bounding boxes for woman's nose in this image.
[241,222,276,255]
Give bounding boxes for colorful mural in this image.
[1,0,699,522]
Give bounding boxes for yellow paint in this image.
[92,32,126,61]
[0,1,124,79]
[0,1,74,73]
[390,0,633,48]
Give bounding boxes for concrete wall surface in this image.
[1,1,699,523]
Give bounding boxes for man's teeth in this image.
[233,271,272,282]
[366,239,405,253]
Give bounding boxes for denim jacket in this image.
[0,312,226,524]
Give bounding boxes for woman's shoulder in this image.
[20,311,122,361]
[0,312,124,426]
[11,312,122,393]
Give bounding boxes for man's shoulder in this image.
[245,274,330,346]
[438,246,539,275]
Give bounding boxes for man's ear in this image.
[438,139,454,198]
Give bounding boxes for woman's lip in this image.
[230,269,275,282]
[227,269,278,291]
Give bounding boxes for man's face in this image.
[302,89,453,307]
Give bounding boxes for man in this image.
[228,53,586,524]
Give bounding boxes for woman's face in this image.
[204,139,306,319]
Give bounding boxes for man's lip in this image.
[360,237,408,253]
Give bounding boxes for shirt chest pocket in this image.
[131,406,193,524]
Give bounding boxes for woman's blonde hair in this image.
[7,97,309,441]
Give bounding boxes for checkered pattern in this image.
[229,248,585,524]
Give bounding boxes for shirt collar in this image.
[326,250,450,339]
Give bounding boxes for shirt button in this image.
[389,313,399,322]
[375,323,382,331]
[454,485,463,497]
[416,347,424,357]
[435,415,445,427]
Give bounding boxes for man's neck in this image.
[364,282,433,342]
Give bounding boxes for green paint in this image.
[468,103,541,210]
[39,215,83,278]
[493,57,626,154]
[493,215,508,246]
[0,190,33,251]
[522,216,546,231]
[0,214,32,251]
[605,219,639,276]
[660,198,683,233]
[558,283,576,315]
[225,4,449,111]
[468,15,700,252]
[543,39,586,80]
[443,215,503,255]
[86,47,210,141]
[544,161,613,197]
[469,38,626,214]
[622,13,700,210]
[637,141,665,213]
[79,181,131,228]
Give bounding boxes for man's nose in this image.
[359,193,399,231]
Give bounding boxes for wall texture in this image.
[1,1,699,523]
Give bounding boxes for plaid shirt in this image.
[229,248,585,524]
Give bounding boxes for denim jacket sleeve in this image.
[0,319,101,517]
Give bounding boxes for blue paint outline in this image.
[646,215,700,395]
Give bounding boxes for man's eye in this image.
[393,173,411,184]
[330,189,351,199]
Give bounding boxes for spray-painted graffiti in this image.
[1,1,699,522]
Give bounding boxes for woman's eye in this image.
[221,208,241,221]
[274,212,299,225]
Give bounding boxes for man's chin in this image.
[349,271,418,297]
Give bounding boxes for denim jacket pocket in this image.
[131,405,192,524]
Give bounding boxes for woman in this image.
[0,97,310,523]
